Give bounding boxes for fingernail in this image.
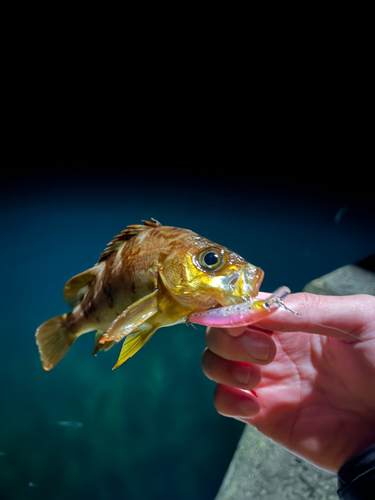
[233,364,251,385]
[247,326,274,336]
[224,326,247,337]
[243,336,269,361]
[238,398,257,417]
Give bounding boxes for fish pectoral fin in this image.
[63,267,98,308]
[112,326,156,370]
[100,290,159,344]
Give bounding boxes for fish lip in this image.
[253,267,264,295]
[216,266,264,307]
[237,265,264,300]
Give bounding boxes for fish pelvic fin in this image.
[112,326,156,370]
[100,290,158,344]
[93,331,115,355]
[35,314,75,370]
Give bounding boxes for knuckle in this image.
[206,327,225,351]
[213,384,223,413]
[201,348,215,376]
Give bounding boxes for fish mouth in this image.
[218,266,264,306]
[251,266,264,298]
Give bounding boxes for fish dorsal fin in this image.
[97,218,162,263]
[63,267,98,308]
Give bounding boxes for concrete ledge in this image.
[215,263,375,500]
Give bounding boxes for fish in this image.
[57,421,84,428]
[36,219,264,370]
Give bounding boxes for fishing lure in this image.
[188,286,365,343]
[188,286,298,328]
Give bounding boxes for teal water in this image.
[1,165,374,499]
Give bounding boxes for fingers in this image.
[213,384,260,418]
[203,327,273,421]
[201,348,262,390]
[205,326,277,364]
[257,292,375,341]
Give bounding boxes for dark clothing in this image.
[337,444,375,499]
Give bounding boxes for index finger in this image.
[257,292,375,342]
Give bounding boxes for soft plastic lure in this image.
[188,286,297,328]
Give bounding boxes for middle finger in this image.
[201,348,262,390]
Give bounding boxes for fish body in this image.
[36,219,264,370]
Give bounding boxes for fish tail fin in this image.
[35,314,75,370]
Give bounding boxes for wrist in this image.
[337,444,375,499]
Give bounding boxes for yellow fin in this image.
[63,267,98,308]
[112,326,156,369]
[100,290,158,344]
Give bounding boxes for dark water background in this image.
[1,164,374,500]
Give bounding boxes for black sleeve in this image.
[337,444,375,499]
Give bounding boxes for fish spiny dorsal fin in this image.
[97,219,162,263]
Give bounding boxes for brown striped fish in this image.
[36,219,264,370]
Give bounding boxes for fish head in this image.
[160,235,264,309]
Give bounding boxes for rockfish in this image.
[36,219,264,370]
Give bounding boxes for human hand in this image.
[201,292,375,473]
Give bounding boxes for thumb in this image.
[257,292,375,342]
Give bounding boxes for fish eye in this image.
[198,249,224,271]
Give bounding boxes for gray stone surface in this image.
[303,265,375,296]
[215,263,375,500]
[215,427,337,500]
